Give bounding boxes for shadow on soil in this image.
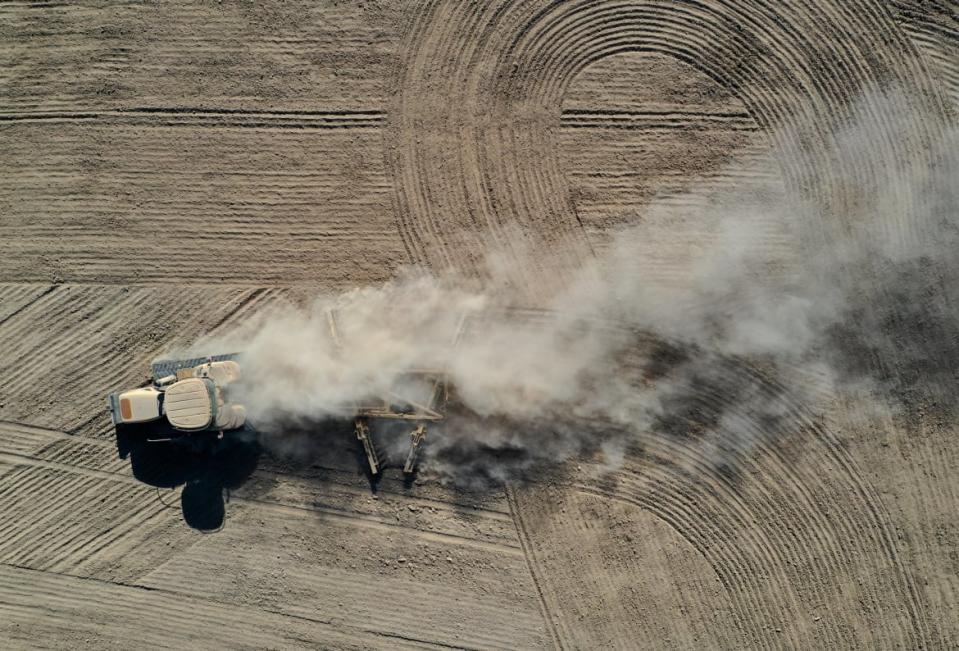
[253,418,385,491]
[115,423,261,531]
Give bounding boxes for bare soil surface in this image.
[1,1,957,649]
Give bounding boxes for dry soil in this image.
[1,1,957,649]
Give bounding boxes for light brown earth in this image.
[1,1,957,649]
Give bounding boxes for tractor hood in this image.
[109,387,162,425]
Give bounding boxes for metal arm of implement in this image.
[354,417,380,475]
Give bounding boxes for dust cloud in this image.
[187,91,958,486]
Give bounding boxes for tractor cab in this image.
[108,359,246,434]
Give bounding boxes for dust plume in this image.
[186,90,958,486]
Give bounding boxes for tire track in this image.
[0,284,55,327]
[505,484,568,650]
[0,420,65,455]
[0,562,439,650]
[559,109,757,131]
[0,108,386,129]
[891,0,959,110]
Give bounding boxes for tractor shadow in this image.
[115,423,261,531]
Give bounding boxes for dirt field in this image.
[1,1,957,649]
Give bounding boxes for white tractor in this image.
[108,358,247,436]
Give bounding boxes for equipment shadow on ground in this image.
[115,423,261,531]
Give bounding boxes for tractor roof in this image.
[165,378,215,431]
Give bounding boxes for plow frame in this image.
[326,309,464,475]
